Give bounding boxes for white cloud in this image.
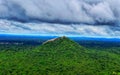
[0,20,120,37]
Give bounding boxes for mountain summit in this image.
[34,36,86,62]
[41,36,84,50]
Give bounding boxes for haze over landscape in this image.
[0,0,120,38]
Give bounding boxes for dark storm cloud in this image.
[0,0,119,25]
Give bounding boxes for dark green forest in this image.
[0,37,120,75]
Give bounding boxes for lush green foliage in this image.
[0,37,120,75]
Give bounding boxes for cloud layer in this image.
[0,0,120,37]
[0,20,120,37]
[0,0,119,24]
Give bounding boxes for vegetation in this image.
[0,37,120,75]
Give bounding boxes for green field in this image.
[0,37,120,75]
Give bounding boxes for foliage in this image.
[0,37,120,75]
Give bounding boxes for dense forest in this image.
[0,37,120,75]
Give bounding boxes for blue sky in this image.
[0,0,120,38]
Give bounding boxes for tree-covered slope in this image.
[33,36,120,75]
[0,37,120,75]
[36,36,85,52]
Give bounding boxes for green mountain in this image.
[0,36,120,75]
[34,36,120,75]
[37,36,85,52]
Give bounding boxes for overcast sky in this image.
[0,0,120,37]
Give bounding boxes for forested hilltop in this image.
[0,36,120,75]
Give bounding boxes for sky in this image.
[0,0,120,37]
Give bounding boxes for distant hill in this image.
[40,36,84,50]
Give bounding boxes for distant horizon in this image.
[0,33,120,39]
[0,33,120,42]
